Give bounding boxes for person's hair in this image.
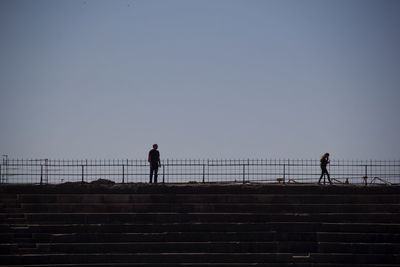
[321,153,329,160]
[153,144,158,149]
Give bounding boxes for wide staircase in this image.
[0,184,399,267]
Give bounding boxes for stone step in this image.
[14,232,33,239]
[0,263,315,267]
[16,240,37,249]
[32,241,400,254]
[0,214,7,223]
[34,232,276,243]
[7,213,26,219]
[318,242,400,254]
[13,212,400,224]
[29,232,400,243]
[36,242,280,253]
[17,203,400,213]
[6,218,26,224]
[0,264,400,267]
[16,241,36,247]
[3,208,24,214]
[15,248,38,254]
[0,233,14,242]
[316,232,400,243]
[0,253,398,265]
[0,244,17,254]
[0,195,19,202]
[15,194,400,204]
[2,222,400,234]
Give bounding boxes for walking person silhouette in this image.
[318,153,332,185]
[148,144,161,183]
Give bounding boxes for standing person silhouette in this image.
[318,153,332,185]
[148,144,161,183]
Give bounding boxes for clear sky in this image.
[1,0,399,160]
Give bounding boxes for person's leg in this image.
[326,170,332,184]
[318,169,324,184]
[154,167,158,183]
[149,167,153,183]
[321,167,329,184]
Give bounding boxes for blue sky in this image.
[1,0,399,160]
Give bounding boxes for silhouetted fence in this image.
[1,159,399,185]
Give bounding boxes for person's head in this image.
[153,144,158,149]
[324,153,330,158]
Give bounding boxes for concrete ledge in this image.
[1,183,400,195]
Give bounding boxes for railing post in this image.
[81,164,85,183]
[248,159,250,183]
[283,163,286,184]
[364,164,368,186]
[162,163,165,184]
[2,155,8,184]
[242,163,246,184]
[40,164,43,185]
[207,160,210,183]
[202,163,205,183]
[45,159,48,184]
[122,164,125,184]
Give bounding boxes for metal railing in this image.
[1,158,399,185]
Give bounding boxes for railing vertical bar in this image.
[162,163,165,184]
[242,163,245,184]
[81,164,84,183]
[202,163,205,183]
[40,164,43,185]
[165,159,168,184]
[122,164,125,184]
[283,163,286,184]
